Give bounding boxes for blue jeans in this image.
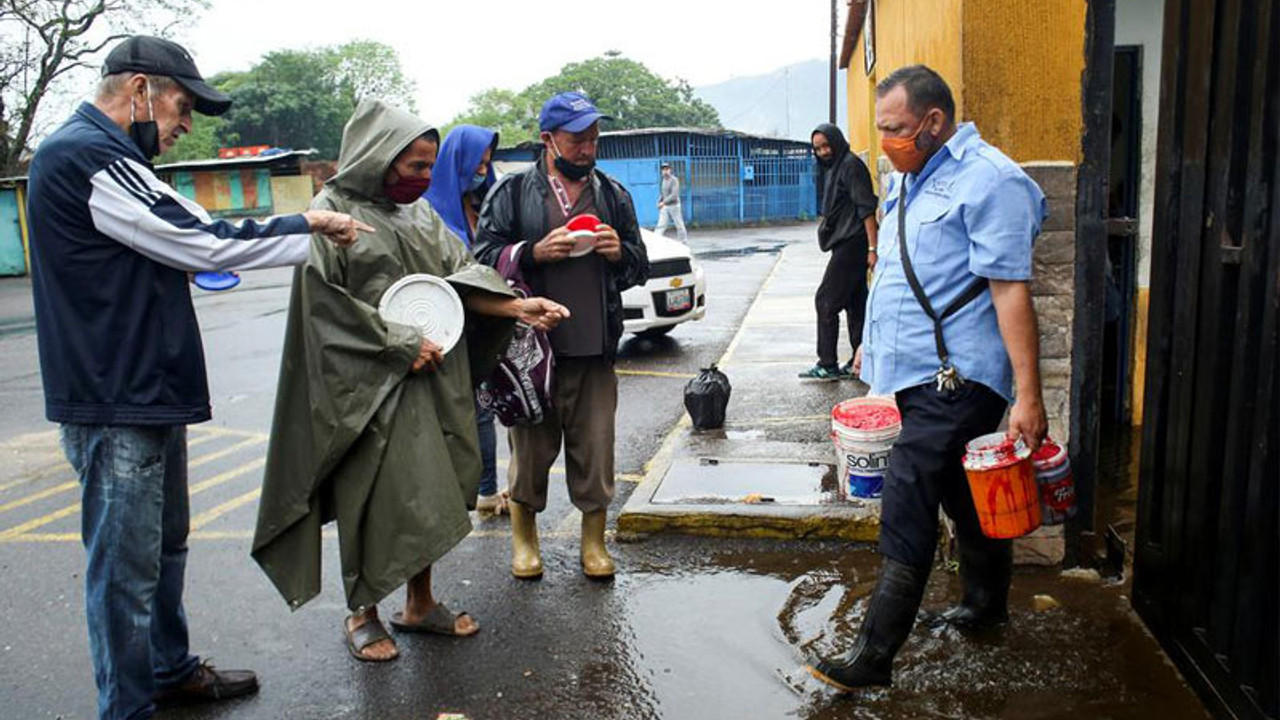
[61,425,200,720]
[475,403,498,496]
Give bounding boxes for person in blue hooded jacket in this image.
[424,125,507,513]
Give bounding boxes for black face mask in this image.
[555,155,594,181]
[129,83,161,160]
[550,138,594,181]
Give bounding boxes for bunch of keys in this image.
[935,363,966,393]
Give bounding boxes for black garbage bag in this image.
[684,364,731,430]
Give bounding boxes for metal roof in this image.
[154,149,318,173]
[599,127,811,144]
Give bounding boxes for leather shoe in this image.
[153,661,259,706]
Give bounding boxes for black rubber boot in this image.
[939,540,1012,628]
[807,559,929,691]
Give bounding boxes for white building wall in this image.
[1115,0,1166,287]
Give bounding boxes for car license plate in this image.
[665,287,692,312]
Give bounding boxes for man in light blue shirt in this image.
[809,65,1049,693]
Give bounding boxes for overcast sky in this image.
[179,0,837,123]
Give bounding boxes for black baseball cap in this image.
[103,36,231,116]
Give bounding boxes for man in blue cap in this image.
[26,35,370,719]
[474,92,649,581]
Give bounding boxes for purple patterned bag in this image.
[476,242,555,427]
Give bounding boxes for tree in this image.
[326,40,416,112]
[163,112,222,162]
[524,51,720,131]
[215,40,414,160]
[0,0,208,173]
[440,88,534,146]
[449,51,721,144]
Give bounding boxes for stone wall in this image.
[1023,161,1077,444]
[1019,161,1078,566]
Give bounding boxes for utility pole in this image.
[829,0,838,124]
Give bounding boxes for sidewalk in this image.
[0,275,33,335]
[619,237,881,541]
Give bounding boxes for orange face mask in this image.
[880,113,937,174]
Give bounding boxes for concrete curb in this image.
[618,242,885,543]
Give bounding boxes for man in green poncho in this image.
[252,98,567,663]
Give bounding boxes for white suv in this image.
[622,229,707,337]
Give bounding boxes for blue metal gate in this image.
[0,187,26,277]
[595,130,817,228]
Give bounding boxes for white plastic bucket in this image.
[830,396,901,499]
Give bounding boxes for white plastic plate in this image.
[378,274,465,354]
[568,229,597,257]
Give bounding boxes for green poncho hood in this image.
[252,98,513,612]
[326,98,441,203]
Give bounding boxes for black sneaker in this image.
[798,364,846,380]
[153,661,259,706]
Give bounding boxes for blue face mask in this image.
[466,172,486,193]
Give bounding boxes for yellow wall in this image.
[846,0,1085,169]
[962,0,1087,163]
[847,0,964,178]
[269,175,316,215]
[1130,288,1150,423]
[16,184,30,275]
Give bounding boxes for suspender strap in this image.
[896,180,988,367]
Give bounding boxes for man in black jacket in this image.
[473,92,648,581]
[800,124,880,380]
[27,37,368,720]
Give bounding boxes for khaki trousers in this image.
[508,356,617,514]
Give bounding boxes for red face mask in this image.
[880,113,938,174]
[384,175,431,204]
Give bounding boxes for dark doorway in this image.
[1103,46,1142,427]
[1133,0,1279,719]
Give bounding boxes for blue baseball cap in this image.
[539,92,613,133]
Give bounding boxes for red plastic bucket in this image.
[962,433,1042,539]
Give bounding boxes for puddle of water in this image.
[694,242,788,260]
[616,544,1210,720]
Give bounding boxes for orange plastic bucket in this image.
[962,433,1042,539]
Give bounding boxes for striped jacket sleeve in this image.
[87,157,314,272]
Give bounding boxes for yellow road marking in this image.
[0,503,80,540]
[188,437,265,469]
[495,459,564,476]
[0,481,77,514]
[0,431,230,495]
[190,488,261,530]
[0,464,69,493]
[192,427,270,440]
[3,527,593,543]
[188,458,266,494]
[0,456,266,540]
[615,369,698,379]
[187,433,221,448]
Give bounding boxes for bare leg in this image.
[346,605,398,661]
[400,566,479,635]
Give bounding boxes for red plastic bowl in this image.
[567,213,601,232]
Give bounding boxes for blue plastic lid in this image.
[194,271,240,291]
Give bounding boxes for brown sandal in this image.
[389,603,479,637]
[344,615,399,662]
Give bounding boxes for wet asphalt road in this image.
[0,225,1209,720]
